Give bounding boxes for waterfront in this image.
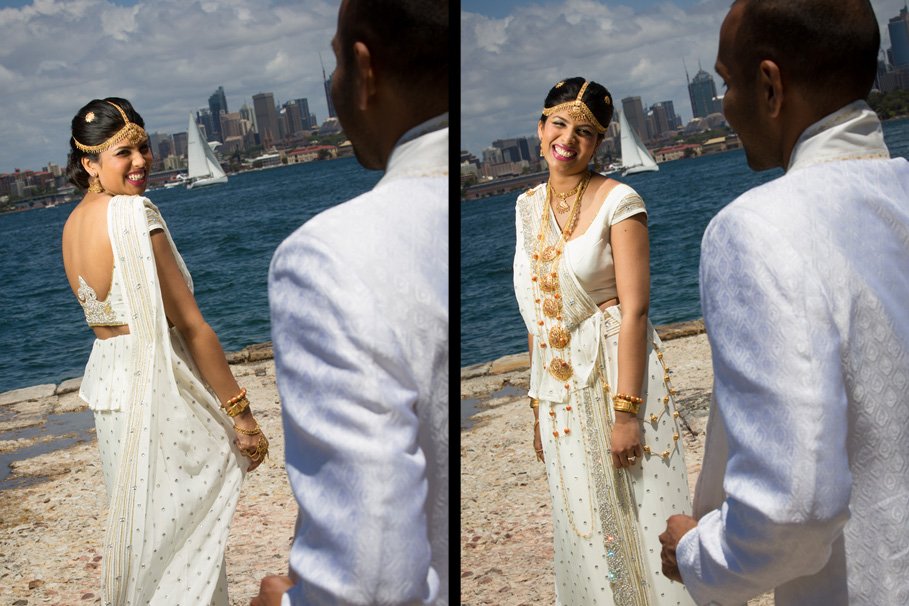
[461,117,909,367]
[0,157,381,393]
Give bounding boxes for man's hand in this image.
[250,575,293,606]
[659,514,698,583]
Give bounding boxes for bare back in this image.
[62,195,130,339]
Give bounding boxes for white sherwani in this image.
[677,101,909,605]
[268,117,448,605]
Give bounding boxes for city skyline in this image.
[0,0,341,174]
[461,0,906,159]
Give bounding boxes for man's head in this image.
[331,0,448,170]
[715,0,880,170]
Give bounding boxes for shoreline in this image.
[460,321,774,605]
[0,342,293,606]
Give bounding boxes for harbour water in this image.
[461,117,909,368]
[0,157,381,393]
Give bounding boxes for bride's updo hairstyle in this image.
[66,97,146,191]
[540,77,614,138]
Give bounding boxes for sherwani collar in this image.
[787,100,890,173]
[378,113,448,186]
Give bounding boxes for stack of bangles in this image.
[613,392,644,415]
[223,387,269,464]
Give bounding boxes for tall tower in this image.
[252,92,280,149]
[208,86,228,142]
[889,4,909,68]
[621,96,648,143]
[688,63,722,118]
[321,54,337,119]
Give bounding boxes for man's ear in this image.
[352,41,376,111]
[759,59,784,119]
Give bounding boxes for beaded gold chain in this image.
[532,171,591,388]
[530,172,596,538]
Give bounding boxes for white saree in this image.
[513,185,695,606]
[81,195,245,605]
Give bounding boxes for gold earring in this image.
[88,175,103,194]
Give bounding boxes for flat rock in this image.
[55,377,82,396]
[0,385,57,407]
[489,353,529,375]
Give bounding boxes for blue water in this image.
[461,118,909,368]
[0,158,382,393]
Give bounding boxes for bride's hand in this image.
[611,412,643,468]
[233,410,268,472]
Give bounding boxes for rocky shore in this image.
[460,321,774,606]
[0,343,294,606]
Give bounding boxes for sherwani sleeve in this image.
[676,205,852,605]
[269,230,438,606]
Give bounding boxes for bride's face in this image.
[91,140,154,195]
[538,112,600,176]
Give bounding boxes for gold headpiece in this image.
[73,101,148,154]
[542,80,607,134]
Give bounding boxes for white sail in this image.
[619,109,659,176]
[185,113,228,189]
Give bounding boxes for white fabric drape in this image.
[83,195,245,605]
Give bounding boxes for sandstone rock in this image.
[489,353,529,375]
[0,384,57,407]
[55,377,82,396]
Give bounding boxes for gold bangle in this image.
[529,397,539,409]
[233,422,262,435]
[615,392,643,404]
[225,387,247,406]
[224,396,250,417]
[614,403,640,415]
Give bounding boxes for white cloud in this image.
[0,0,339,173]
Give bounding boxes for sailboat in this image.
[185,113,228,189]
[618,109,659,176]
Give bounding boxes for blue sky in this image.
[461,0,907,157]
[0,0,340,174]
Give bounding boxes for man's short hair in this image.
[733,0,880,100]
[339,0,448,93]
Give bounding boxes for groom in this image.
[250,0,448,605]
[659,0,909,604]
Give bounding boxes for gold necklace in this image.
[550,173,587,213]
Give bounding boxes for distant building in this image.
[688,68,723,118]
[253,92,280,149]
[295,98,317,129]
[621,96,649,143]
[172,132,188,158]
[889,6,909,68]
[321,55,337,118]
[208,86,228,142]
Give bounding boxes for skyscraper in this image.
[321,54,336,119]
[687,67,722,118]
[295,98,316,129]
[208,86,228,142]
[621,96,648,143]
[889,5,909,68]
[252,92,280,148]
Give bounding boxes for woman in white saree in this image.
[61,97,268,605]
[513,78,695,605]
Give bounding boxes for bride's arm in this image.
[150,229,264,470]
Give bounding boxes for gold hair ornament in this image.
[73,101,148,154]
[542,80,608,133]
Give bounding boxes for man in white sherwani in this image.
[250,1,448,604]
[659,0,909,604]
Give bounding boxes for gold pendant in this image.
[540,273,559,293]
[556,197,570,213]
[549,325,570,349]
[541,245,558,262]
[549,357,573,381]
[542,297,562,318]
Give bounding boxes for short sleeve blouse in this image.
[563,183,647,305]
